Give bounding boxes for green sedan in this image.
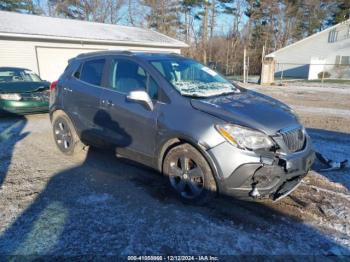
[0,67,50,115]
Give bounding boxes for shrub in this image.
[318,71,331,79]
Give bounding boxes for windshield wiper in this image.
[182,89,239,98]
[182,93,208,98]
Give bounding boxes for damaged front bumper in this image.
[207,136,315,201]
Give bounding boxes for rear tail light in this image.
[50,81,58,91]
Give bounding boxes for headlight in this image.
[0,93,22,101]
[216,124,274,150]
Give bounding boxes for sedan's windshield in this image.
[149,58,239,97]
[0,68,42,83]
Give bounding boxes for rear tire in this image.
[52,111,87,158]
[163,143,217,204]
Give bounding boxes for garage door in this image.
[36,47,106,82]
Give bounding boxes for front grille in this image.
[280,127,305,152]
[20,91,49,102]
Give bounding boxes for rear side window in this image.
[80,59,105,86]
[73,63,82,79]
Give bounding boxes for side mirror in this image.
[126,90,154,111]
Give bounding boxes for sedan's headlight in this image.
[0,93,22,101]
[216,124,274,150]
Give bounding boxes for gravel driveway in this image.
[0,83,349,257]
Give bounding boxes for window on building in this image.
[335,55,350,65]
[341,56,350,65]
[328,29,338,43]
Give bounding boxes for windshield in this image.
[0,68,42,83]
[149,58,239,97]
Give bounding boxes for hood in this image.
[190,89,300,135]
[0,81,50,93]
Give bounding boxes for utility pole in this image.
[225,40,230,75]
[261,45,265,65]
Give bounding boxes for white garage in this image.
[35,47,105,82]
[0,11,187,82]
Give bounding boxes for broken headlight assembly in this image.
[0,93,22,101]
[216,124,274,150]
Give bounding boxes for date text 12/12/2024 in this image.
[127,256,219,261]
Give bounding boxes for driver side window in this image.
[110,59,146,93]
[109,59,158,100]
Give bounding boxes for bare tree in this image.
[39,0,346,75]
[48,0,124,23]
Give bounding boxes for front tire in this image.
[52,111,87,157]
[163,143,217,204]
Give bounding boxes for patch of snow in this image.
[308,128,350,189]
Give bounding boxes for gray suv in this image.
[50,51,315,203]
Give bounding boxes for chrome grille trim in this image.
[279,127,305,153]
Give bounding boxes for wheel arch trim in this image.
[157,135,221,185]
[51,109,81,139]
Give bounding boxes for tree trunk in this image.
[209,0,216,62]
[202,0,209,64]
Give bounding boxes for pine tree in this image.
[328,0,350,25]
[48,0,86,19]
[48,0,124,23]
[142,0,181,37]
[0,0,38,13]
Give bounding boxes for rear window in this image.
[0,68,42,82]
[80,59,105,86]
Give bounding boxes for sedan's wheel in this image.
[52,111,87,157]
[163,143,217,204]
[54,118,73,153]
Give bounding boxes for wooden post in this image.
[280,64,284,84]
[321,70,325,84]
[260,57,275,85]
[243,47,246,83]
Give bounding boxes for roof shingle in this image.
[0,11,187,48]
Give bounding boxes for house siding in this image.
[268,21,350,79]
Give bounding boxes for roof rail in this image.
[120,50,134,55]
[169,52,183,57]
[75,50,135,59]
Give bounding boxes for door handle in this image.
[102,99,114,107]
[63,87,73,92]
[107,100,114,106]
